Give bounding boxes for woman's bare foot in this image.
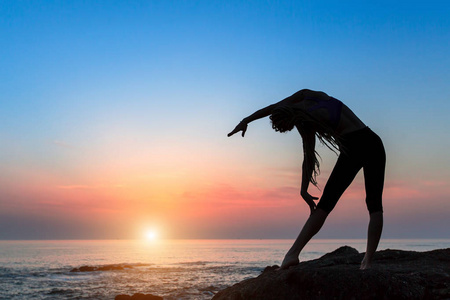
[280,254,299,269]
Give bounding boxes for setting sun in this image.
[145,230,158,241]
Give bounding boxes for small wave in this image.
[49,272,97,282]
[47,288,75,295]
[177,261,211,266]
[204,265,264,274]
[198,285,221,292]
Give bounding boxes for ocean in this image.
[1,239,449,300]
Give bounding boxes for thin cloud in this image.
[52,140,75,149]
[56,184,125,190]
[57,185,94,190]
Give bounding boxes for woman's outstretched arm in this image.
[227,103,277,137]
[227,91,304,137]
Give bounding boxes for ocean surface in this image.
[1,239,449,300]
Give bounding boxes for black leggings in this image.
[316,127,386,214]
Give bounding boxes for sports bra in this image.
[306,96,343,129]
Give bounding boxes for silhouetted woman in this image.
[228,89,385,270]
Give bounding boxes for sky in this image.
[1,0,449,240]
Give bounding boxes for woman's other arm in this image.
[297,125,319,214]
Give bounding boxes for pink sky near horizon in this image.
[2,142,449,240]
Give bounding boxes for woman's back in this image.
[286,89,366,136]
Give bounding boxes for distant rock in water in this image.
[70,263,136,272]
[115,293,163,300]
[212,246,450,300]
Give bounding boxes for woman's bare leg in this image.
[360,211,383,270]
[280,209,328,269]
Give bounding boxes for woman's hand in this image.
[227,121,248,137]
[301,190,319,215]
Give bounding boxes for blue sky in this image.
[1,0,449,239]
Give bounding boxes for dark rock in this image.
[70,264,133,272]
[212,246,450,300]
[71,266,96,272]
[115,293,163,300]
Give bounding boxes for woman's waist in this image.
[335,104,366,135]
[340,126,371,139]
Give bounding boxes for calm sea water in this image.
[1,239,449,300]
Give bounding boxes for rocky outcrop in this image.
[212,246,450,300]
[70,263,148,272]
